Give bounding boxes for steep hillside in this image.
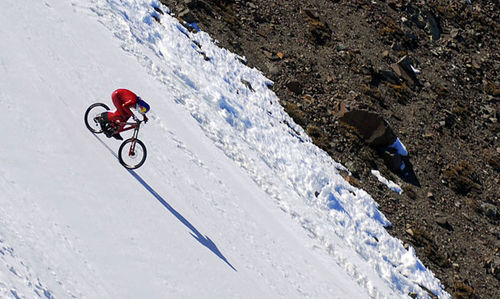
[162,0,500,298]
[0,0,454,298]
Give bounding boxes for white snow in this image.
[389,138,409,157]
[371,170,403,195]
[0,0,449,298]
[410,65,421,75]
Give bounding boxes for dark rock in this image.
[435,216,454,231]
[153,6,164,15]
[339,110,396,147]
[198,51,210,60]
[184,0,213,15]
[240,79,254,92]
[480,203,499,220]
[405,5,426,29]
[178,9,196,23]
[286,80,303,95]
[253,12,267,23]
[339,110,419,184]
[391,55,419,86]
[425,12,442,41]
[152,14,161,24]
[378,70,401,85]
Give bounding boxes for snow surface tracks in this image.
[87,0,450,298]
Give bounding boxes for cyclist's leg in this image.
[109,120,124,140]
[99,112,118,138]
[116,121,127,133]
[111,92,129,118]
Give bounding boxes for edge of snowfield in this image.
[93,1,448,298]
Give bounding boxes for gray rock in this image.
[178,9,196,23]
[480,203,499,220]
[426,12,441,41]
[435,216,454,231]
[266,63,280,76]
[240,79,255,92]
[391,55,419,86]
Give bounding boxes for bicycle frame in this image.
[118,121,140,133]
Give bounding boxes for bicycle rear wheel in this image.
[118,138,147,169]
[84,103,110,133]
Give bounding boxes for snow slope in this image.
[0,0,449,298]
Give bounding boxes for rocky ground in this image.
[157,1,499,298]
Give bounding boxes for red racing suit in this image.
[108,89,137,122]
[108,89,138,123]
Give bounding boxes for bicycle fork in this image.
[128,125,140,156]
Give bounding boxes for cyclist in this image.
[100,89,150,140]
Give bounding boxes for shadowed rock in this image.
[340,110,419,186]
[391,55,420,86]
[339,110,396,147]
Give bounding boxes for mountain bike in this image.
[84,103,147,169]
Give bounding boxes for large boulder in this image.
[339,110,396,147]
[340,110,418,185]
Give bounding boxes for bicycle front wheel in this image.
[84,103,110,133]
[118,138,147,169]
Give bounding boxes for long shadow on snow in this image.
[94,135,237,271]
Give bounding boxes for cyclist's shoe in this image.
[102,122,113,138]
[104,129,113,138]
[99,113,112,137]
[112,133,123,140]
